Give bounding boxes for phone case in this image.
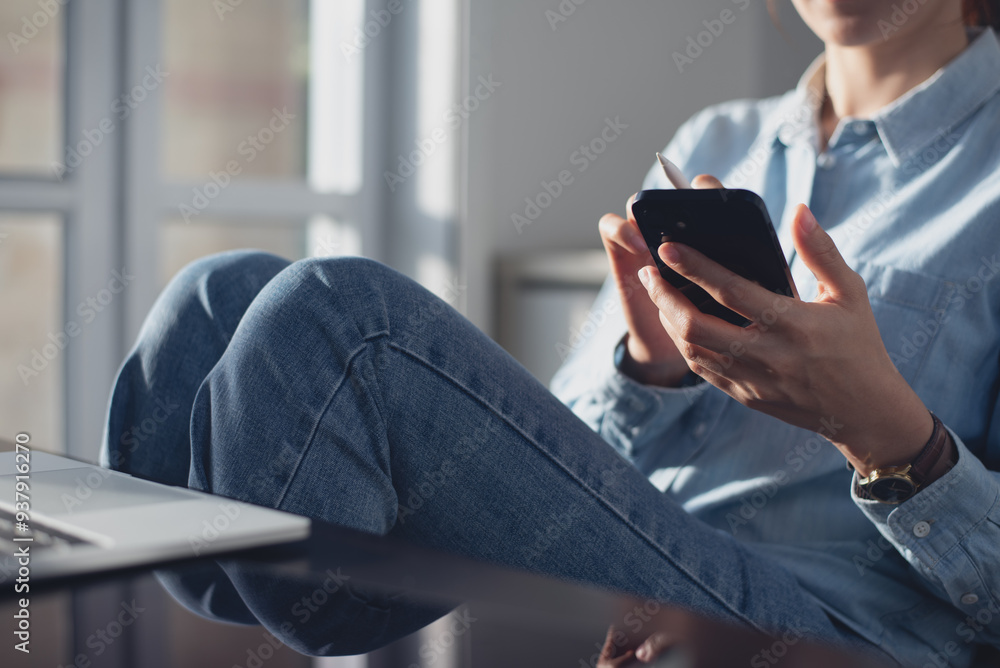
[631,189,798,327]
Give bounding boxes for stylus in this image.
[656,152,692,190]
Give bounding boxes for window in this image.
[0,0,465,461]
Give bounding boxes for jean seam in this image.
[272,329,389,510]
[386,340,772,636]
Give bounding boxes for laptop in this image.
[0,450,310,582]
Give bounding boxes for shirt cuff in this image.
[581,335,710,456]
[852,426,1000,578]
[609,335,709,409]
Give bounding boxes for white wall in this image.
[462,0,822,335]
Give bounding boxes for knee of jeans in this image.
[292,255,393,284]
[233,256,402,343]
[172,249,290,293]
[289,256,408,305]
[154,250,291,324]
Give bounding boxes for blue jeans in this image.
[101,251,870,656]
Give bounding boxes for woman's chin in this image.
[808,12,899,47]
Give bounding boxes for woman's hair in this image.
[964,0,1000,28]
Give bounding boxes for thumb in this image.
[791,204,858,298]
[691,174,724,189]
[636,631,674,662]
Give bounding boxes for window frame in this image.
[0,0,469,461]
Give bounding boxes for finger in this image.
[656,242,786,324]
[636,631,674,662]
[790,204,864,301]
[597,626,635,668]
[680,347,739,393]
[668,327,738,377]
[596,650,635,668]
[627,192,638,222]
[639,266,748,355]
[659,311,791,404]
[598,625,618,660]
[600,212,648,256]
[691,174,724,189]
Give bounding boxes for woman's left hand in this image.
[638,175,933,474]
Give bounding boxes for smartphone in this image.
[631,189,798,327]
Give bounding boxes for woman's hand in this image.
[598,176,723,387]
[596,625,673,666]
[636,185,934,472]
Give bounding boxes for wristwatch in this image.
[855,412,952,504]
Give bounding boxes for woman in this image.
[104,0,1000,665]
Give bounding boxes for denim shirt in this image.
[551,27,1000,667]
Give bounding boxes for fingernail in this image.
[800,206,817,232]
[636,645,650,661]
[661,243,680,264]
[638,267,651,288]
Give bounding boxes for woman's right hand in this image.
[598,175,724,387]
[599,195,689,387]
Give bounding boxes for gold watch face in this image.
[866,473,917,504]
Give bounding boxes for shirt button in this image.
[693,422,707,439]
[913,521,931,538]
[851,121,868,135]
[817,154,835,169]
[961,593,979,605]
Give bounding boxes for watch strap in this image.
[856,411,952,502]
[907,412,949,486]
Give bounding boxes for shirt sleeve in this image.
[851,424,1000,647]
[548,111,715,460]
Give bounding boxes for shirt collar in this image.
[772,27,1000,166]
